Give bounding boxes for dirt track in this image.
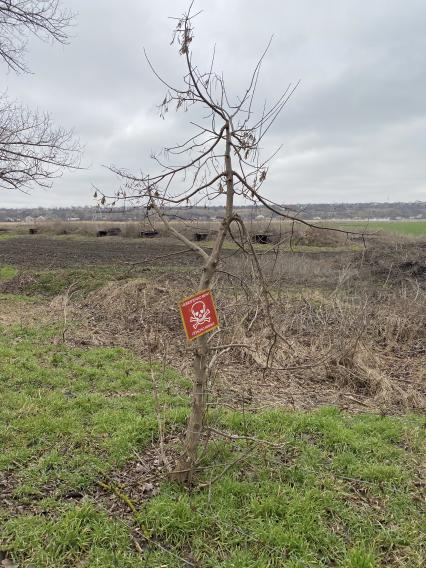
[0,236,200,268]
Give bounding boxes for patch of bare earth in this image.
[0,235,199,268]
[0,437,179,520]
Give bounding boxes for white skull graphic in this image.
[190,300,211,329]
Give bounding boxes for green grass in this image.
[2,502,149,568]
[0,264,196,298]
[0,325,189,497]
[0,292,39,303]
[0,265,137,297]
[0,232,16,241]
[136,408,424,567]
[1,325,424,567]
[24,267,131,297]
[0,265,18,281]
[333,220,426,237]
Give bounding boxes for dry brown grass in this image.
[61,256,425,413]
[3,224,421,413]
[0,295,53,327]
[0,218,360,247]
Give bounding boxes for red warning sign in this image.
[179,289,220,341]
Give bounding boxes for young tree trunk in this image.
[107,4,363,487]
[173,123,234,482]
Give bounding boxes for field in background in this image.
[0,230,425,566]
[331,220,426,237]
[1,218,426,244]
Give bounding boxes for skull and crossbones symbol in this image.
[190,301,211,329]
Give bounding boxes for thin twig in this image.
[208,427,286,449]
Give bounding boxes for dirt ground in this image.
[0,234,369,270]
[0,235,198,268]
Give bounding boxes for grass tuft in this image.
[0,265,18,281]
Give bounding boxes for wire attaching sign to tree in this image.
[179,289,219,341]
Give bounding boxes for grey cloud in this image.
[2,0,425,207]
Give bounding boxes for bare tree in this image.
[103,4,360,482]
[0,0,72,73]
[0,95,79,191]
[0,0,79,192]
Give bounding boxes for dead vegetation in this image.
[1,232,424,414]
[0,218,366,246]
[56,241,426,415]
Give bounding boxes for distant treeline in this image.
[1,201,425,222]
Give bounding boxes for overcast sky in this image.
[2,0,426,208]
